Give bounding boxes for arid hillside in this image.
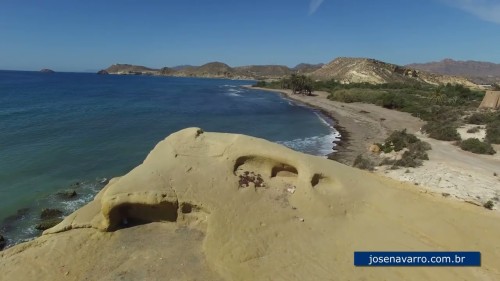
[311,57,477,87]
[407,59,500,84]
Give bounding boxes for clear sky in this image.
[1,0,499,72]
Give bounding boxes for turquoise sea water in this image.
[0,71,339,247]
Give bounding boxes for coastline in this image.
[245,86,424,165]
[3,127,500,280]
[246,86,500,209]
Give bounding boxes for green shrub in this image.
[459,138,496,155]
[407,141,431,160]
[484,200,494,210]
[466,127,481,133]
[377,92,406,109]
[378,130,431,168]
[466,112,495,125]
[353,155,375,171]
[422,122,461,141]
[380,129,419,152]
[253,81,267,87]
[486,121,500,144]
[394,151,422,168]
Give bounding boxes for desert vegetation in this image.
[255,76,499,154]
[353,129,431,170]
[459,138,496,155]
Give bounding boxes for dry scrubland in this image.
[250,86,500,210]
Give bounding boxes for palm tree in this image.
[430,88,447,105]
[288,74,313,95]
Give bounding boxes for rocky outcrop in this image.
[56,190,77,199]
[479,91,500,110]
[1,128,500,280]
[40,209,63,220]
[97,70,109,75]
[0,235,5,250]
[36,209,64,231]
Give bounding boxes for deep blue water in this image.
[0,71,338,247]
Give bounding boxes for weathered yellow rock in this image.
[1,128,500,281]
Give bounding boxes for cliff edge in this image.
[1,128,499,280]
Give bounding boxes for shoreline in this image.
[263,88,352,161]
[245,86,424,165]
[246,85,500,209]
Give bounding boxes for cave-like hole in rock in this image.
[181,202,199,214]
[311,173,326,187]
[233,156,254,174]
[109,201,178,231]
[271,164,298,178]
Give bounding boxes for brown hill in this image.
[311,57,477,87]
[233,65,292,79]
[159,67,176,76]
[407,59,500,84]
[174,62,236,78]
[104,64,158,75]
[293,63,324,74]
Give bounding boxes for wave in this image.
[0,178,108,249]
[277,132,339,157]
[225,88,243,97]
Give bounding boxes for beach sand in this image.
[247,87,425,165]
[249,86,500,209]
[1,128,500,280]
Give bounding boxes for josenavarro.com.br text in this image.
[354,252,481,267]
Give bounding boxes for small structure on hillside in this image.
[479,91,500,110]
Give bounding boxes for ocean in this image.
[0,70,339,247]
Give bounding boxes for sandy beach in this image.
[249,86,500,209]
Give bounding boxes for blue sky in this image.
[1,0,499,72]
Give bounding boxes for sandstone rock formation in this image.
[3,128,499,280]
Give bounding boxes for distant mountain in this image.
[104,64,158,75]
[171,65,196,71]
[40,68,55,73]
[233,65,293,79]
[99,58,479,87]
[174,62,235,78]
[293,63,324,74]
[311,57,476,87]
[407,59,500,84]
